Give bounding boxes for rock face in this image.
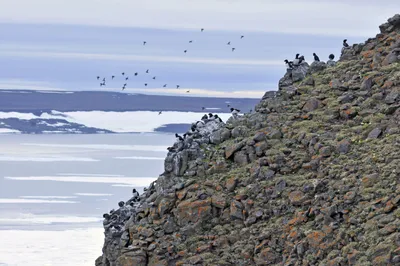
[97,15,400,266]
[279,62,310,90]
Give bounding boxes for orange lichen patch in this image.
[306,231,326,248]
[361,50,375,59]
[329,81,333,87]
[215,185,223,191]
[196,244,211,253]
[384,200,395,213]
[382,81,394,89]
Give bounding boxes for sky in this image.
[0,0,397,98]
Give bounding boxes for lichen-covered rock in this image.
[309,61,327,74]
[97,14,400,266]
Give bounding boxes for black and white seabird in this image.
[329,54,335,60]
[125,77,129,80]
[102,78,106,82]
[214,114,223,122]
[343,39,349,48]
[123,83,127,87]
[298,55,305,64]
[103,213,110,219]
[293,54,300,66]
[201,114,208,120]
[201,28,204,32]
[175,133,184,142]
[132,188,139,197]
[189,40,193,43]
[167,147,176,152]
[186,90,190,93]
[208,113,213,118]
[284,59,294,69]
[313,53,320,62]
[202,107,205,110]
[230,107,240,118]
[118,201,125,207]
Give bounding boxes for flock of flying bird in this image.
[95,28,246,93]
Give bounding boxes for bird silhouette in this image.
[112,76,115,79]
[201,28,204,32]
[189,40,193,43]
[122,72,125,75]
[144,83,148,87]
[123,83,127,86]
[100,83,103,87]
[241,35,244,39]
[153,76,156,80]
[97,76,100,80]
[163,84,167,87]
[227,104,231,107]
[176,85,180,89]
[146,69,149,74]
[143,41,147,45]
[184,50,187,53]
[134,72,138,76]
[158,111,162,115]
[125,77,129,80]
[232,48,236,52]
[186,90,190,93]
[202,107,205,110]
[122,86,126,90]
[102,78,106,82]
[227,42,231,45]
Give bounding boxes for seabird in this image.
[227,42,231,45]
[100,83,104,87]
[189,40,193,43]
[201,114,208,120]
[201,28,204,32]
[227,104,231,107]
[241,35,244,39]
[167,147,176,152]
[214,114,223,122]
[186,90,190,93]
[125,77,129,80]
[144,83,148,87]
[143,41,147,45]
[298,55,305,64]
[313,53,320,62]
[202,107,205,110]
[153,76,156,80]
[163,84,167,87]
[230,108,240,118]
[122,86,126,90]
[184,50,187,53]
[175,133,184,142]
[103,213,110,219]
[293,54,300,66]
[112,75,115,79]
[134,72,138,76]
[102,78,106,82]
[329,54,335,60]
[176,85,180,89]
[118,201,125,207]
[232,48,236,52]
[97,76,100,80]
[208,113,213,118]
[158,111,162,115]
[284,59,294,69]
[122,72,125,75]
[123,83,127,86]
[146,69,149,73]
[343,39,349,48]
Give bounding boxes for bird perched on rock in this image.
[329,54,335,60]
[343,39,349,48]
[175,133,184,142]
[167,147,176,152]
[284,59,294,69]
[313,53,320,62]
[118,201,125,207]
[293,54,300,66]
[201,114,208,120]
[214,114,223,122]
[103,213,110,220]
[208,113,214,118]
[132,189,139,198]
[298,55,305,64]
[230,107,240,119]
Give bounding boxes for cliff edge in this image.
[97,14,400,266]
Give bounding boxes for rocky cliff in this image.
[96,15,400,266]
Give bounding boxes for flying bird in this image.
[186,90,190,93]
[227,104,231,107]
[112,75,115,79]
[143,41,147,45]
[144,83,148,87]
[176,85,180,89]
[201,28,204,32]
[189,40,193,43]
[232,48,236,52]
[241,35,244,39]
[134,72,138,76]
[102,78,106,82]
[202,107,205,110]
[158,111,162,115]
[153,76,156,80]
[97,76,100,80]
[123,83,127,87]
[146,69,149,74]
[227,42,231,45]
[163,84,167,87]
[122,72,125,75]
[122,86,126,90]
[125,77,129,80]
[184,50,187,53]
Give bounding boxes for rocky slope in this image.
[96,15,400,265]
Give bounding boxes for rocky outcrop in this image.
[279,62,310,90]
[97,14,400,266]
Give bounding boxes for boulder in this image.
[309,61,327,74]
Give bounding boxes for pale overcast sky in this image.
[0,0,396,98]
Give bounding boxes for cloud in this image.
[0,0,397,37]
